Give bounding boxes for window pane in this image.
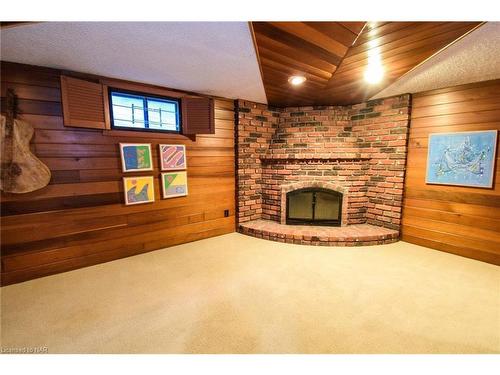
[147,98,179,131]
[111,93,145,129]
[110,90,180,133]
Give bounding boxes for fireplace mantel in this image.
[260,155,371,164]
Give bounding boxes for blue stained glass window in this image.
[110,90,180,132]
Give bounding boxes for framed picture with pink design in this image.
[159,144,187,171]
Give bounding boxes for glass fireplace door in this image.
[314,191,341,220]
[287,191,314,220]
[286,188,342,226]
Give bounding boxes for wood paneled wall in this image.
[0,62,236,285]
[402,79,500,265]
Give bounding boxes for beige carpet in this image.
[1,233,499,354]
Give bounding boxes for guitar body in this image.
[0,115,51,194]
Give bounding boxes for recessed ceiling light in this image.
[288,75,306,86]
[364,64,384,84]
[364,48,384,84]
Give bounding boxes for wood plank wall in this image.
[402,79,500,265]
[0,62,236,285]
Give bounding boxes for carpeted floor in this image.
[1,233,499,354]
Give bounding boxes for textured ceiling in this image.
[1,22,498,106]
[372,22,500,99]
[0,22,267,103]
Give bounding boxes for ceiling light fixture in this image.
[364,48,384,84]
[288,75,306,86]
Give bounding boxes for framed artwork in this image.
[123,176,155,205]
[161,171,188,199]
[159,144,187,170]
[426,130,497,188]
[120,143,153,172]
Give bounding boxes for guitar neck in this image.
[5,89,17,132]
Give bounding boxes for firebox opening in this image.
[286,188,342,226]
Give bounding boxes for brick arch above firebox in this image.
[280,181,349,226]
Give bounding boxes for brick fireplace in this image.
[236,95,411,246]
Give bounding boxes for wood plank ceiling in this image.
[251,22,483,107]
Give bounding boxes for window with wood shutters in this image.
[61,75,214,135]
[60,75,106,129]
[181,97,215,134]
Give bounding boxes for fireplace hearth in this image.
[286,188,342,226]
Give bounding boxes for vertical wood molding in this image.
[102,84,111,130]
[248,22,268,105]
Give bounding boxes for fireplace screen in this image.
[286,188,342,226]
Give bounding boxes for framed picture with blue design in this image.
[119,143,153,172]
[123,176,155,205]
[426,130,497,188]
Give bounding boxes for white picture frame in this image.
[119,143,154,173]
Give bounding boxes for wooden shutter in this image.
[181,97,215,134]
[60,75,106,129]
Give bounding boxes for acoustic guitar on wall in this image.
[0,89,51,193]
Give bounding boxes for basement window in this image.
[109,89,181,133]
